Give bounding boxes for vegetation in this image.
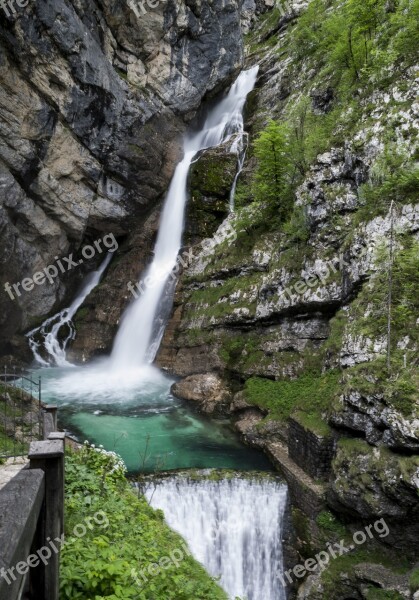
[342,359,418,417]
[290,0,419,90]
[320,546,410,596]
[252,120,294,219]
[0,382,40,457]
[244,371,340,433]
[365,591,404,600]
[410,568,419,593]
[315,511,347,538]
[60,444,227,600]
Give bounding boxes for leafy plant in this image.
[61,446,227,600]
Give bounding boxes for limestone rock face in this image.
[0,0,248,355]
[171,373,232,414]
[331,390,419,452]
[185,141,239,244]
[328,440,419,550]
[155,2,419,576]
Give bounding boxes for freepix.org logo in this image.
[127,0,164,18]
[0,0,29,18]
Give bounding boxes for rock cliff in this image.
[0,0,249,358]
[155,2,419,596]
[1,0,418,597]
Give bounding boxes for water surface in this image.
[32,364,272,473]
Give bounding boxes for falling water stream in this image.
[146,476,288,600]
[111,66,259,369]
[27,253,112,367]
[27,67,289,599]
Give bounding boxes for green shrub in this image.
[316,511,347,537]
[244,371,340,430]
[252,120,294,219]
[60,445,227,600]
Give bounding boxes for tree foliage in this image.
[252,120,293,219]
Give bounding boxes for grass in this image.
[0,382,40,458]
[316,510,347,538]
[410,568,419,593]
[243,370,340,433]
[61,448,228,600]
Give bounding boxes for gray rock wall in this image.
[0,0,248,355]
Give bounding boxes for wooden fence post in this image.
[28,439,64,600]
[42,406,58,439]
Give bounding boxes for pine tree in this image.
[252,120,293,220]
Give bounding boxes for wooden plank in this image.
[0,469,45,600]
[28,440,64,460]
[29,440,64,600]
[42,413,55,441]
[44,406,58,432]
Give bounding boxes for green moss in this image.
[342,359,418,418]
[354,148,419,226]
[291,507,316,558]
[0,382,39,457]
[115,67,128,81]
[186,274,259,322]
[365,589,404,600]
[410,568,419,593]
[316,511,347,537]
[74,306,90,324]
[190,151,236,197]
[293,410,331,436]
[321,546,410,595]
[243,370,340,430]
[322,310,348,361]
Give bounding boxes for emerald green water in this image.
[31,364,272,473]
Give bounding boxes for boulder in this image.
[171,373,232,414]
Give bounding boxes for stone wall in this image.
[288,417,336,481]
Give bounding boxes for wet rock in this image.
[185,141,238,244]
[171,373,232,414]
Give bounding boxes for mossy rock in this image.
[185,144,238,243]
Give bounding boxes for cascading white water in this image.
[229,131,249,212]
[27,253,113,367]
[146,475,288,600]
[111,66,259,370]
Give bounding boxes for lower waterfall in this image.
[146,475,288,600]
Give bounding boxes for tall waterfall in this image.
[146,475,288,600]
[27,253,112,367]
[111,66,259,370]
[229,132,249,212]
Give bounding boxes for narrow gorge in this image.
[0,0,418,599]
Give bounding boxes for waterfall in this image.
[27,253,112,367]
[145,475,288,600]
[229,131,249,212]
[111,66,259,370]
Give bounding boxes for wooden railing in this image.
[0,410,64,600]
